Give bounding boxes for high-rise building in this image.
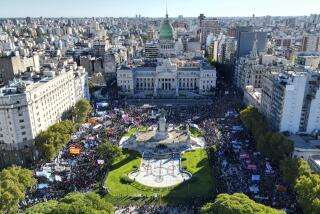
[0,67,89,150]
[234,41,265,90]
[104,53,117,78]
[26,17,31,25]
[260,69,320,134]
[200,18,220,48]
[93,40,109,58]
[302,35,320,52]
[236,27,267,58]
[0,55,24,86]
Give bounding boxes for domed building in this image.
[116,9,217,98]
[159,12,176,57]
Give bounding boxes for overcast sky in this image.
[1,0,319,18]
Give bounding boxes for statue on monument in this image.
[158,109,166,133]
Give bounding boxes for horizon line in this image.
[0,15,312,19]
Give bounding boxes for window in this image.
[22,132,26,135]
[20,125,25,129]
[19,119,24,123]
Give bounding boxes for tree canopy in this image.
[75,99,92,124]
[280,157,312,185]
[240,106,293,163]
[201,193,284,214]
[24,192,114,214]
[97,142,122,167]
[0,166,36,213]
[295,173,320,214]
[35,120,75,160]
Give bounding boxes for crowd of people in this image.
[199,84,299,213]
[116,203,196,214]
[21,80,300,213]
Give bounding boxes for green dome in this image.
[159,15,174,40]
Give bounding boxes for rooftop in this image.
[289,135,320,150]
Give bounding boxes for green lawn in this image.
[189,127,202,137]
[139,126,148,132]
[105,148,215,205]
[124,127,137,137]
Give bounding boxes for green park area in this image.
[105,148,215,206]
[139,126,148,132]
[189,127,202,137]
[124,127,137,137]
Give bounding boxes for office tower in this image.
[236,26,267,58]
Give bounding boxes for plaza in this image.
[119,112,197,188]
[129,152,191,188]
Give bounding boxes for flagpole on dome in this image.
[166,0,168,18]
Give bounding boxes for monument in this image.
[118,110,206,188]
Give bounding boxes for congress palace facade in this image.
[117,12,217,97]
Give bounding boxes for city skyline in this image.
[1,0,320,18]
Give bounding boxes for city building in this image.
[199,17,220,48]
[260,69,320,134]
[144,42,159,60]
[117,58,216,96]
[236,27,267,58]
[234,40,265,90]
[0,66,89,150]
[302,35,320,52]
[159,12,176,57]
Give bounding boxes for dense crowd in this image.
[116,203,196,214]
[199,84,299,213]
[21,81,299,213]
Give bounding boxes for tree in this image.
[295,174,320,214]
[35,120,74,160]
[97,142,122,167]
[267,133,293,162]
[88,80,96,94]
[240,106,267,139]
[0,166,36,213]
[75,99,92,124]
[201,202,214,213]
[280,157,300,185]
[48,120,75,135]
[201,193,284,214]
[208,145,217,160]
[24,200,58,214]
[240,106,293,163]
[25,192,114,214]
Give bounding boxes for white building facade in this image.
[117,58,216,96]
[0,67,89,149]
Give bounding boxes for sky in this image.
[1,0,320,18]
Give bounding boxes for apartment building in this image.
[0,66,89,150]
